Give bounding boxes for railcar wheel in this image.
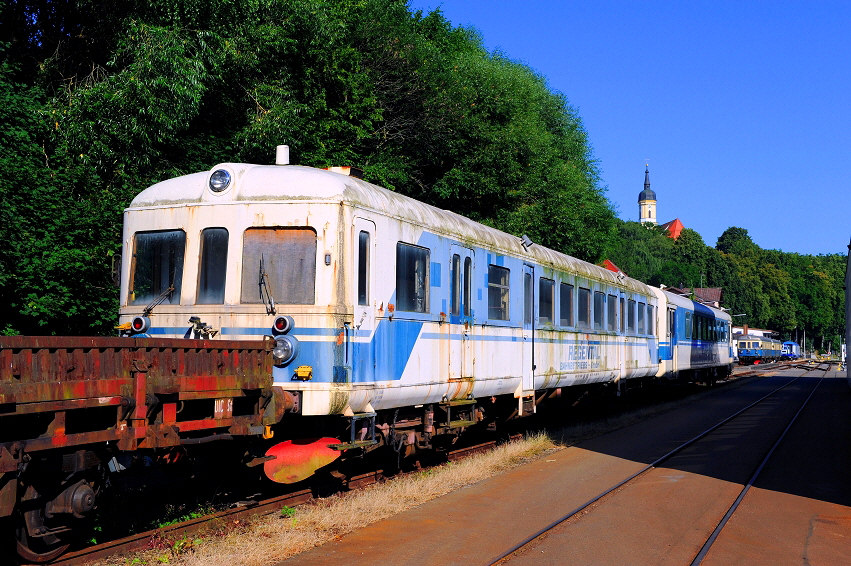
[15,485,72,563]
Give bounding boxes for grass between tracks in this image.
[105,433,557,566]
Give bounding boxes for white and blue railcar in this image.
[651,289,734,383]
[118,150,731,480]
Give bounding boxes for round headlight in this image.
[273,335,299,366]
[272,315,295,334]
[209,169,231,192]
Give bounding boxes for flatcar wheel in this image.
[15,485,71,563]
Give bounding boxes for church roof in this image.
[659,218,684,239]
[599,259,625,275]
[638,165,655,201]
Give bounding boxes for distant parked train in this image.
[736,334,782,364]
[781,341,802,360]
[118,146,736,483]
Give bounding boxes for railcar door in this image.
[448,245,475,380]
[352,218,376,384]
[522,265,535,396]
[667,306,677,375]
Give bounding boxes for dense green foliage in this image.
[0,0,614,335]
[0,1,844,349]
[609,222,846,353]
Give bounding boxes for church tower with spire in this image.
[638,165,657,225]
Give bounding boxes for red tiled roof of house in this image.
[690,287,722,304]
[666,286,723,305]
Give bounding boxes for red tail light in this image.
[131,316,150,333]
[272,315,294,334]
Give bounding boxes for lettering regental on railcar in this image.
[559,344,603,371]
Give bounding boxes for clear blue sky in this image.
[407,1,850,255]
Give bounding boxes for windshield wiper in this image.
[259,254,276,315]
[143,284,175,317]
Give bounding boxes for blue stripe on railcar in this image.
[371,319,423,382]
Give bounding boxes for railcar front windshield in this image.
[241,227,317,305]
[197,228,228,304]
[129,230,186,305]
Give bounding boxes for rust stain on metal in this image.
[0,337,273,456]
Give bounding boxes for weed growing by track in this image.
[99,433,557,565]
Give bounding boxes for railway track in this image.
[490,363,835,564]
[46,363,821,565]
[51,437,518,565]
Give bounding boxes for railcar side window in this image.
[637,301,646,334]
[463,257,472,317]
[647,305,654,335]
[488,265,510,320]
[539,278,554,323]
[607,294,617,331]
[620,298,625,333]
[559,283,574,326]
[358,231,370,306]
[627,299,636,332]
[197,228,228,304]
[578,287,591,327]
[524,272,533,324]
[593,291,604,330]
[130,230,186,305]
[450,254,461,316]
[397,243,430,313]
[241,228,317,305]
[558,283,573,326]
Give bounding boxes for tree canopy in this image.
[0,0,615,335]
[607,222,845,353]
[0,1,844,349]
